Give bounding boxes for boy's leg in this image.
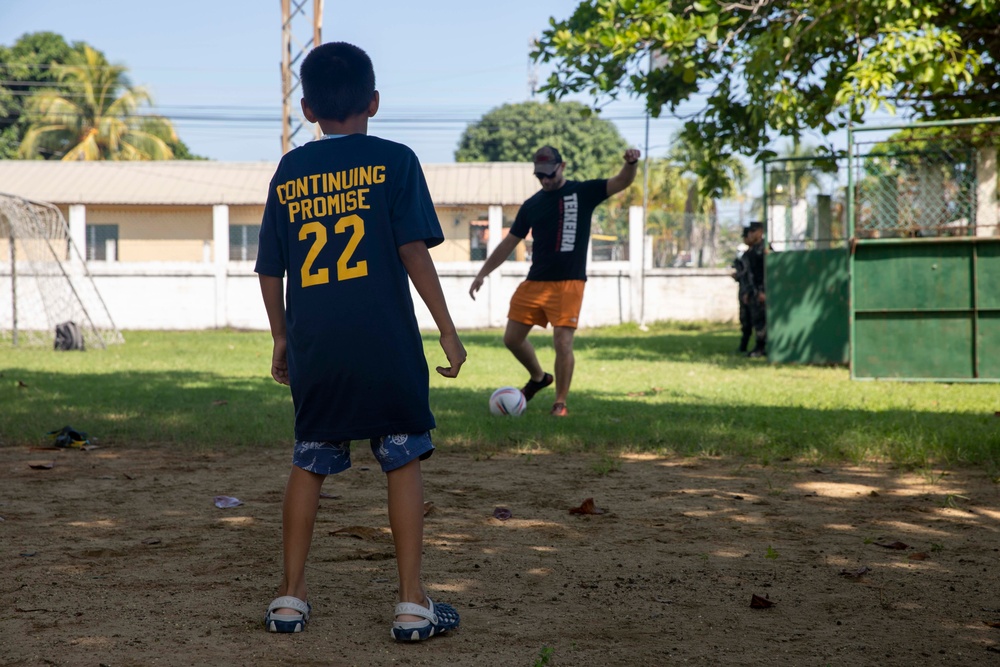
[386,458,427,622]
[274,465,324,614]
[552,326,575,405]
[503,319,546,382]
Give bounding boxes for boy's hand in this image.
[469,276,484,300]
[436,331,467,378]
[271,337,290,385]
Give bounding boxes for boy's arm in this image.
[398,240,467,378]
[258,274,290,386]
[606,148,641,196]
[469,232,522,300]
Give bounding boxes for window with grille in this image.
[86,224,118,261]
[229,224,260,261]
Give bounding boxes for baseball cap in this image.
[533,146,563,176]
[747,221,764,232]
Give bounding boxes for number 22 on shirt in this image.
[298,213,368,287]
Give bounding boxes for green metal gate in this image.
[849,118,1000,380]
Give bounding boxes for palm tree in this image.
[18,45,177,161]
[670,133,747,267]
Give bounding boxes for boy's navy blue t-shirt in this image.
[255,134,443,442]
[509,179,609,281]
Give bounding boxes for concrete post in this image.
[977,147,998,237]
[68,205,86,264]
[628,206,645,323]
[213,205,230,328]
[487,205,503,326]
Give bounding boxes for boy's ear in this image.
[367,91,380,118]
[300,98,317,123]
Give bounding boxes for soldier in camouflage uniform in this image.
[731,226,753,353]
[744,221,767,358]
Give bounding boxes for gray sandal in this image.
[390,597,460,641]
[264,596,311,633]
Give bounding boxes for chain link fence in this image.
[852,123,999,239]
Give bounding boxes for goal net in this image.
[0,193,123,348]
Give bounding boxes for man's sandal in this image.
[390,597,460,642]
[521,372,553,401]
[264,596,311,633]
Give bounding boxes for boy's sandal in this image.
[264,596,311,633]
[390,597,460,642]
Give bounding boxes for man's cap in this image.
[741,225,751,238]
[533,146,563,175]
[747,221,764,231]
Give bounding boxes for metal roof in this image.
[0,160,539,207]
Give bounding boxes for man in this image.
[469,145,640,416]
[731,225,753,353]
[744,221,767,358]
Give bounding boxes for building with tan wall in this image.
[0,160,537,264]
[0,160,737,332]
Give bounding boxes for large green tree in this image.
[0,32,76,158]
[455,100,628,179]
[19,45,180,160]
[534,0,999,196]
[2,32,201,160]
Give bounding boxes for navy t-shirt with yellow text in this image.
[509,179,609,281]
[254,134,443,442]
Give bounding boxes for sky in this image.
[0,0,692,165]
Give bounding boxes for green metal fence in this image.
[849,118,1000,380]
[763,156,850,364]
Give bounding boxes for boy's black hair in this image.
[300,42,376,122]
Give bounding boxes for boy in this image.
[255,42,466,642]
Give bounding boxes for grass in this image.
[1,322,999,467]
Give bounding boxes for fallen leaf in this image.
[211,399,228,406]
[875,541,909,550]
[813,468,832,474]
[569,498,607,515]
[330,526,381,540]
[870,490,880,497]
[17,380,28,389]
[492,507,512,521]
[212,495,243,508]
[141,538,161,545]
[423,501,435,516]
[982,621,1000,629]
[27,461,54,470]
[839,566,871,578]
[908,552,930,561]
[627,392,646,397]
[318,492,340,499]
[750,594,775,608]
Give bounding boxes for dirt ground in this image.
[4,444,1000,667]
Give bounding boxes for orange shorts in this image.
[508,280,585,329]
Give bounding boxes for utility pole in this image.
[281,0,324,154]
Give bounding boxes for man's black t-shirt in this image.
[509,179,609,281]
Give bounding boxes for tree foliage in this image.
[533,0,1000,195]
[0,32,76,158]
[455,100,628,179]
[1,32,201,160]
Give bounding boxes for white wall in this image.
[2,206,740,333]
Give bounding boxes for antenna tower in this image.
[281,0,324,154]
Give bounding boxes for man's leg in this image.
[274,465,324,614]
[503,319,546,381]
[387,459,427,621]
[552,326,576,405]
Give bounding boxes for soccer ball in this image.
[489,386,527,416]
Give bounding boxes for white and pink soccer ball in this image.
[489,386,527,416]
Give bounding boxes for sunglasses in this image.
[534,166,560,180]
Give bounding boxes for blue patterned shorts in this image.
[293,432,434,475]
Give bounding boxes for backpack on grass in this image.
[54,321,85,351]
